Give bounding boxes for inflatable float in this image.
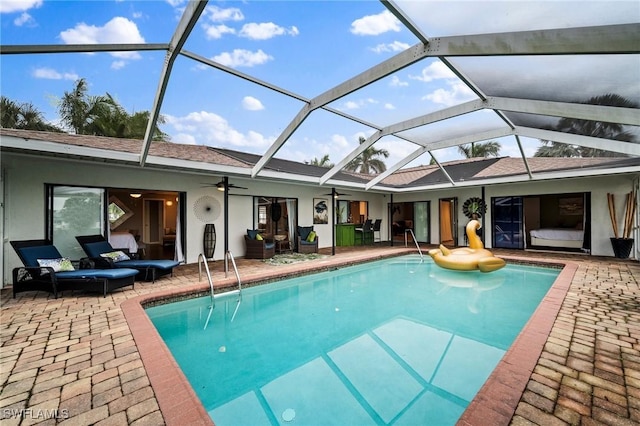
[428,220,506,273]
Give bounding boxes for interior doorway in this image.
[143,199,165,244]
[439,197,457,245]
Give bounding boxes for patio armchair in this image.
[244,229,275,259]
[296,226,319,254]
[10,239,138,298]
[76,235,180,283]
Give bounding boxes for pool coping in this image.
[121,255,576,426]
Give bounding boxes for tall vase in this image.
[204,224,216,259]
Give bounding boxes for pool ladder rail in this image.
[198,251,243,330]
[404,229,424,262]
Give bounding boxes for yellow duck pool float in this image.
[428,220,506,273]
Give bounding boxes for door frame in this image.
[438,197,458,245]
[143,199,165,244]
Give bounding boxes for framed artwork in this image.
[313,198,328,224]
[559,197,583,215]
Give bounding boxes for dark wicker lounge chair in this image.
[10,239,138,298]
[76,235,180,282]
[244,232,276,259]
[296,226,318,254]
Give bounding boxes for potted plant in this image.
[607,191,636,259]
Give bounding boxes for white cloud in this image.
[0,0,42,13]
[410,61,456,82]
[242,96,264,111]
[423,81,476,107]
[14,12,34,26]
[384,103,395,110]
[165,0,185,7]
[350,10,401,36]
[205,5,244,22]
[389,75,408,87]
[32,67,78,81]
[341,98,378,110]
[203,24,235,39]
[370,41,410,53]
[239,22,299,40]
[212,49,273,68]
[111,60,126,70]
[165,111,274,150]
[59,17,145,61]
[343,101,360,110]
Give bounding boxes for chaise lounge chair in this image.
[76,235,180,282]
[10,239,138,298]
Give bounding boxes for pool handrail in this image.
[225,251,243,322]
[404,229,424,262]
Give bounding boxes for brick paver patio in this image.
[1,246,638,425]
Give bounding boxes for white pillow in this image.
[100,250,130,262]
[37,257,75,272]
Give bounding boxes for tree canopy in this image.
[535,93,637,158]
[345,136,389,174]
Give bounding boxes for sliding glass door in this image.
[47,185,105,259]
[492,196,523,249]
[413,201,430,243]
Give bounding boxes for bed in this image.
[109,232,139,254]
[529,228,584,248]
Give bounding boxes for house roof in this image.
[2,128,638,193]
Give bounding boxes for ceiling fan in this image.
[201,180,248,192]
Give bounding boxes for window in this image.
[108,196,133,229]
[253,197,298,240]
[47,185,105,259]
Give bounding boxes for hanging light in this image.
[166,200,173,206]
[130,193,142,199]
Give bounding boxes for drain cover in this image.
[282,408,295,422]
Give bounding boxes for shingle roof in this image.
[1,128,638,190]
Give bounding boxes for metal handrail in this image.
[404,229,424,262]
[198,253,215,329]
[225,251,243,322]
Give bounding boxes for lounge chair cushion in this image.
[19,245,65,268]
[55,269,139,280]
[307,231,317,242]
[116,259,180,271]
[247,229,260,240]
[256,234,264,241]
[83,241,115,259]
[297,226,314,241]
[37,257,75,272]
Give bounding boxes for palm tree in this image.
[1,96,62,132]
[58,78,114,135]
[345,136,389,174]
[307,154,333,167]
[535,93,637,157]
[57,78,170,141]
[457,141,501,158]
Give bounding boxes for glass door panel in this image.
[50,186,105,259]
[492,196,523,249]
[413,201,430,243]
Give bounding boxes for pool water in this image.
[146,255,558,425]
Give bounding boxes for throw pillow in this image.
[306,231,317,242]
[37,257,75,272]
[256,233,264,241]
[100,250,130,262]
[247,229,260,240]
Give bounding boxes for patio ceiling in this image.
[1,0,638,193]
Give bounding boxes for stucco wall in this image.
[1,152,637,287]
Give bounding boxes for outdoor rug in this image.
[263,252,328,266]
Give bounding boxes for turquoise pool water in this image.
[146,255,559,425]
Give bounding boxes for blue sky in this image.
[1,1,638,168]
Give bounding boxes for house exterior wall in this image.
[0,153,389,287]
[1,152,637,287]
[391,174,638,257]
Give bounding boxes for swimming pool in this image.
[146,255,559,425]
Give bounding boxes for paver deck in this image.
[1,245,638,425]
